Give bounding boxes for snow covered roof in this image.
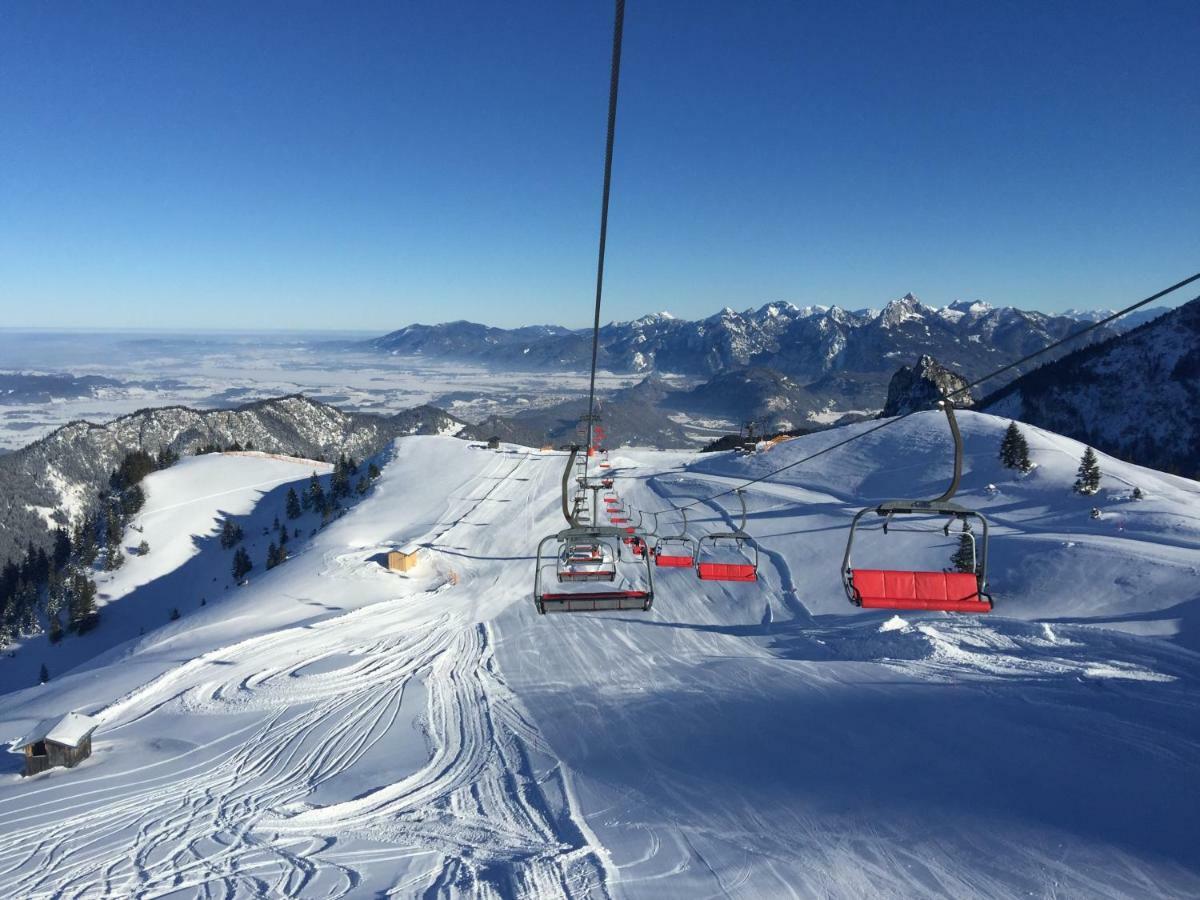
[396,543,422,557]
[14,712,99,750]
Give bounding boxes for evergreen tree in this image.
[950,522,977,573]
[286,487,302,520]
[48,612,63,644]
[106,547,125,572]
[232,547,253,580]
[68,573,99,634]
[52,527,73,571]
[74,520,98,567]
[39,663,48,684]
[137,540,150,556]
[121,483,146,516]
[266,541,279,570]
[1132,486,1144,500]
[367,462,381,480]
[347,456,359,476]
[998,422,1032,472]
[1073,447,1101,495]
[355,477,368,496]
[220,519,244,550]
[307,472,325,510]
[278,526,288,547]
[170,607,181,621]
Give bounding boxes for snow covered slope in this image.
[0,419,1197,898]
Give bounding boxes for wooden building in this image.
[17,712,99,777]
[386,543,421,573]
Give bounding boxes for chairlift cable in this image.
[582,0,626,482]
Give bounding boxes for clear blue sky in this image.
[1,0,1197,330]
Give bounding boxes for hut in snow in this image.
[386,543,422,573]
[15,712,99,776]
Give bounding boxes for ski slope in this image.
[1,413,1198,898]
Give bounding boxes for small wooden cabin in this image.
[17,712,99,777]
[387,544,421,573]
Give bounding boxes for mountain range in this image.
[981,296,1200,478]
[368,296,1165,380]
[0,396,466,566]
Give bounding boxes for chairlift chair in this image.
[695,490,758,582]
[841,401,993,613]
[655,508,697,568]
[534,446,655,614]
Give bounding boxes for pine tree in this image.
[220,519,244,550]
[48,612,63,644]
[68,573,99,634]
[232,547,253,580]
[1132,486,1144,500]
[355,477,368,496]
[266,541,279,570]
[278,526,288,547]
[1073,447,1101,495]
[170,607,181,621]
[107,547,125,571]
[999,422,1032,472]
[950,522,977,573]
[137,540,150,556]
[367,462,381,480]
[286,487,302,520]
[52,527,73,572]
[307,472,325,510]
[39,663,49,684]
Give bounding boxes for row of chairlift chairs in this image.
[534,402,993,616]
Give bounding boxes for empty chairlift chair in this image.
[655,509,696,568]
[696,490,759,582]
[841,401,993,613]
[534,446,655,614]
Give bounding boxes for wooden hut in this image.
[17,712,99,776]
[386,543,421,573]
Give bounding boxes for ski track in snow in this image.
[0,451,609,899]
[1,419,1199,898]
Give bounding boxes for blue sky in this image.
[1,0,1197,330]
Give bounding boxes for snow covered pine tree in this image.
[1074,447,1102,495]
[999,421,1032,472]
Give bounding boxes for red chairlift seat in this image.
[840,402,993,614]
[654,512,696,568]
[694,490,759,583]
[697,561,757,582]
[848,570,990,613]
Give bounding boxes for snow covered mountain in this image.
[0,415,1197,897]
[982,296,1200,478]
[368,295,1132,382]
[0,395,465,567]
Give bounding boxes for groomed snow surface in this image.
[1,413,1198,898]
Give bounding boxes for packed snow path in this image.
[1,415,1199,898]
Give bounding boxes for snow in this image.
[0,418,1198,897]
[15,712,99,749]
